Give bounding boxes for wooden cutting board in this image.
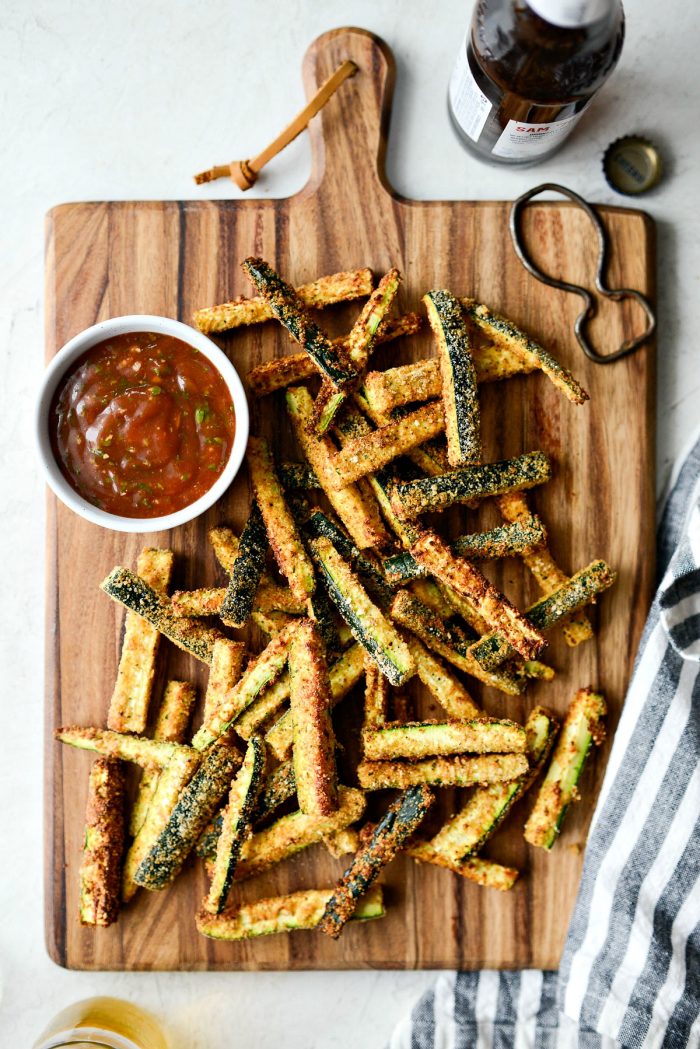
[45,26,656,971]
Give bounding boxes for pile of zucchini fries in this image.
[57,259,613,942]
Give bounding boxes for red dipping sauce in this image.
[50,331,235,518]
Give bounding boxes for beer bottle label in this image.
[492,111,585,158]
[448,41,492,142]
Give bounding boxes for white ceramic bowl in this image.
[36,315,249,532]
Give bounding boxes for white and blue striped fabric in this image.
[390,432,700,1049]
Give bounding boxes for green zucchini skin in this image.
[242,257,357,389]
[468,560,616,671]
[205,736,267,914]
[389,451,552,519]
[101,568,224,664]
[219,501,268,628]
[319,785,434,939]
[361,718,526,761]
[307,586,341,654]
[382,517,547,583]
[309,537,415,687]
[424,289,480,467]
[278,462,320,490]
[134,744,241,891]
[196,884,385,941]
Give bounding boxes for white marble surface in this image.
[1,1,698,1046]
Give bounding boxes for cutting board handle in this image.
[301,27,395,198]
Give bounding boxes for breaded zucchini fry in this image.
[242,257,357,392]
[233,671,290,740]
[361,718,526,761]
[247,436,315,602]
[194,268,373,333]
[357,753,528,789]
[389,451,552,519]
[409,846,520,890]
[363,660,390,729]
[425,289,481,466]
[79,758,126,926]
[524,688,606,850]
[135,744,241,890]
[204,736,266,914]
[309,536,415,687]
[286,386,389,550]
[219,501,269,628]
[196,884,385,941]
[55,726,196,769]
[203,639,247,725]
[461,299,589,405]
[319,786,434,938]
[101,568,224,665]
[410,529,547,661]
[289,619,338,817]
[108,547,174,734]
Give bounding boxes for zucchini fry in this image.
[425,289,480,466]
[286,386,389,550]
[194,268,373,333]
[309,536,415,687]
[313,268,402,433]
[362,718,526,761]
[389,589,524,696]
[357,753,529,790]
[524,688,606,850]
[108,547,174,734]
[411,530,546,661]
[171,581,305,619]
[461,299,589,405]
[196,884,385,941]
[204,736,266,914]
[192,620,300,750]
[265,642,366,760]
[122,748,201,901]
[330,402,445,488]
[289,619,338,817]
[302,508,394,609]
[219,501,269,627]
[247,436,315,602]
[135,744,241,890]
[319,786,434,938]
[382,516,547,583]
[242,257,357,391]
[130,680,197,837]
[203,639,247,725]
[101,568,224,665]
[248,312,422,397]
[234,671,290,740]
[468,560,616,670]
[55,726,196,769]
[405,635,481,720]
[389,451,552,519]
[497,491,593,646]
[234,786,366,880]
[208,525,240,574]
[79,758,126,926]
[409,846,519,891]
[425,707,558,865]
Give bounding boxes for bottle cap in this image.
[602,136,663,195]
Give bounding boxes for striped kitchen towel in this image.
[389,431,700,1049]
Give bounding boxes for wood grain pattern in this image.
[44,27,656,971]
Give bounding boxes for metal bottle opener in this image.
[509,182,656,364]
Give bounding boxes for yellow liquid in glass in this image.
[32,997,168,1049]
